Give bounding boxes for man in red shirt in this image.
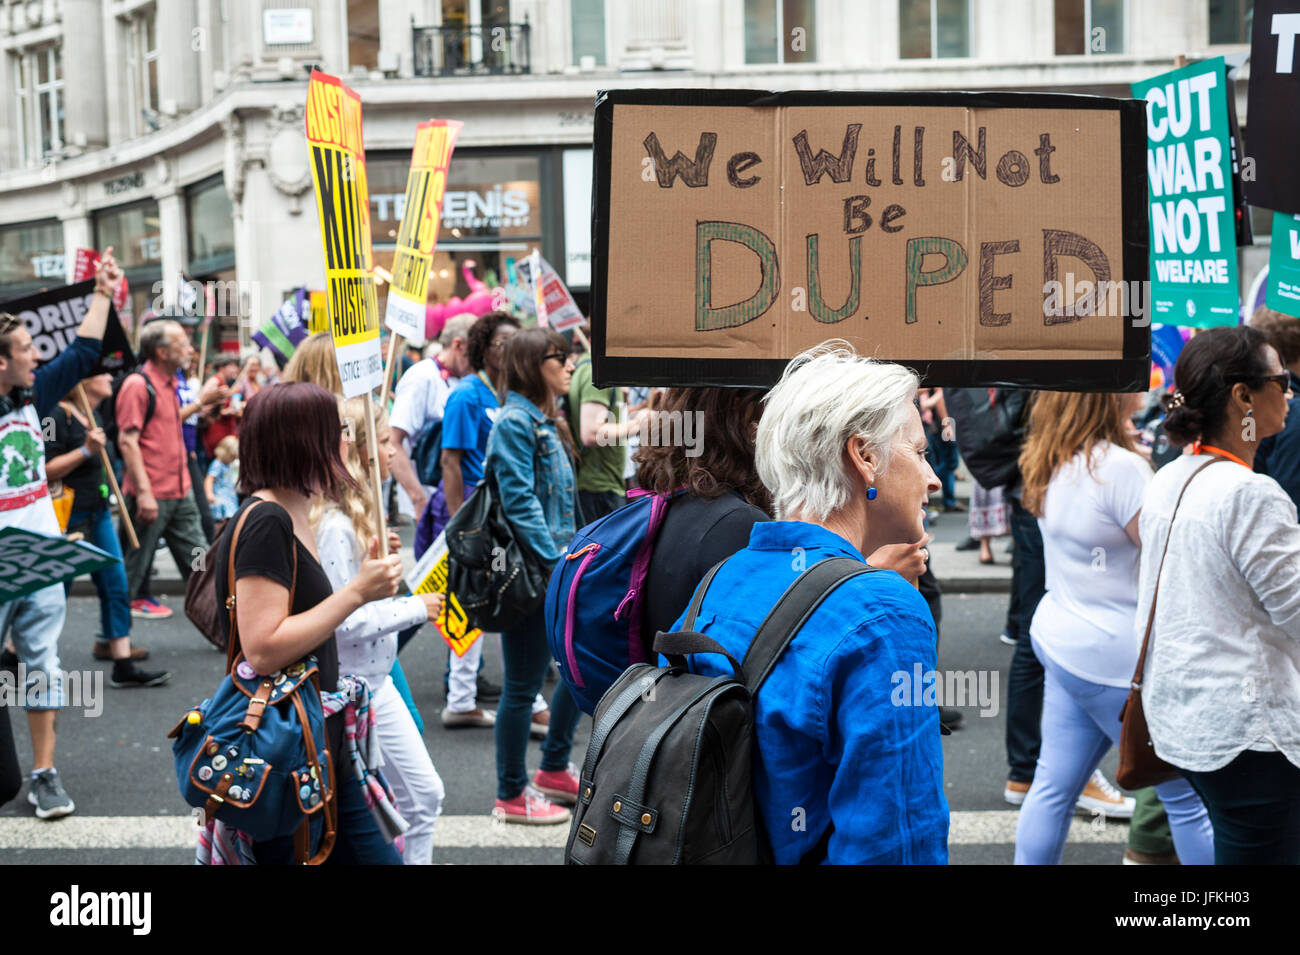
[118,320,226,617]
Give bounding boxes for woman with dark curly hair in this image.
[1138,325,1300,864]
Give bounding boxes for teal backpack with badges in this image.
[168,501,337,863]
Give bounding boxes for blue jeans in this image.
[926,430,959,507]
[496,609,580,800]
[252,770,404,865]
[64,508,131,642]
[1015,644,1214,865]
[1005,497,1046,782]
[1184,750,1300,864]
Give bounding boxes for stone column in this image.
[157,0,201,116]
[156,179,186,309]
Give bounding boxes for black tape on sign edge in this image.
[589,88,1152,393]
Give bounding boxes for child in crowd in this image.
[205,435,240,522]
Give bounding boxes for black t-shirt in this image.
[213,498,346,774]
[642,493,770,639]
[44,405,107,513]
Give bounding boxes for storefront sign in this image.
[592,89,1149,390]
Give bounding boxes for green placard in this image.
[0,527,118,604]
[1267,212,1300,318]
[1132,58,1239,328]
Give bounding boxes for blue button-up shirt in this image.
[668,521,949,864]
[485,391,576,565]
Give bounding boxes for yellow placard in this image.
[308,290,329,334]
[306,70,383,397]
[384,120,463,344]
[411,545,483,657]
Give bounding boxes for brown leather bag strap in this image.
[224,500,264,674]
[224,498,300,674]
[290,689,337,865]
[1132,457,1225,689]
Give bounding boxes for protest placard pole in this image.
[572,325,591,353]
[379,332,401,407]
[76,384,139,550]
[363,393,389,558]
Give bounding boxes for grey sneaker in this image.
[28,768,75,820]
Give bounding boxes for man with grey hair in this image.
[389,314,475,518]
[667,342,948,863]
[118,319,226,621]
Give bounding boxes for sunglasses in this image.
[1230,372,1293,394]
[543,352,572,365]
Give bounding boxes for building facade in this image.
[0,0,1261,352]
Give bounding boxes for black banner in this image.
[0,280,135,377]
[1245,0,1300,214]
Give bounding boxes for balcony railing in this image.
[412,18,531,77]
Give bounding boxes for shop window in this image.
[187,177,236,274]
[0,220,65,298]
[900,0,970,59]
[745,0,816,64]
[1055,0,1125,55]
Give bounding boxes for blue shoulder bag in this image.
[168,500,337,863]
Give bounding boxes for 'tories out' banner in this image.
[305,70,383,398]
[384,120,463,345]
[1132,58,1240,328]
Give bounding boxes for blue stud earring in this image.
[866,487,877,501]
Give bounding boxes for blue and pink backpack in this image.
[545,489,683,715]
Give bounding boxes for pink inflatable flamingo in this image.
[425,259,497,340]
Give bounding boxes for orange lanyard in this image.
[1192,443,1251,469]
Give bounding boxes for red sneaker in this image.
[532,763,580,805]
[491,786,572,825]
[130,598,173,619]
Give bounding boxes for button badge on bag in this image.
[235,661,256,680]
[211,755,227,771]
[198,765,213,782]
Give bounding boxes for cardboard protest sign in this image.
[384,120,462,345]
[0,528,117,604]
[306,70,383,398]
[517,251,586,332]
[0,281,134,377]
[1267,213,1300,317]
[592,89,1149,391]
[405,531,483,656]
[1132,59,1240,328]
[1246,0,1300,215]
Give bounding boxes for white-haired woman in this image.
[666,342,948,864]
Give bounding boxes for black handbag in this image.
[445,469,551,633]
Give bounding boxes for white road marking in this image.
[0,811,1126,851]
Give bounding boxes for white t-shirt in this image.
[0,405,60,536]
[388,357,459,451]
[1030,441,1152,687]
[1139,454,1300,772]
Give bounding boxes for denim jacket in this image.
[484,391,576,566]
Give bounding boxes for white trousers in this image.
[372,677,444,865]
[446,633,547,714]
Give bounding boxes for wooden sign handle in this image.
[363,393,389,558]
[76,384,139,551]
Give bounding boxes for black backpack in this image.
[566,556,875,865]
[103,370,156,457]
[943,387,1030,490]
[412,418,444,487]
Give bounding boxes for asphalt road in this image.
[0,581,1134,865]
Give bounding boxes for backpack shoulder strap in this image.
[136,371,157,427]
[739,556,877,696]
